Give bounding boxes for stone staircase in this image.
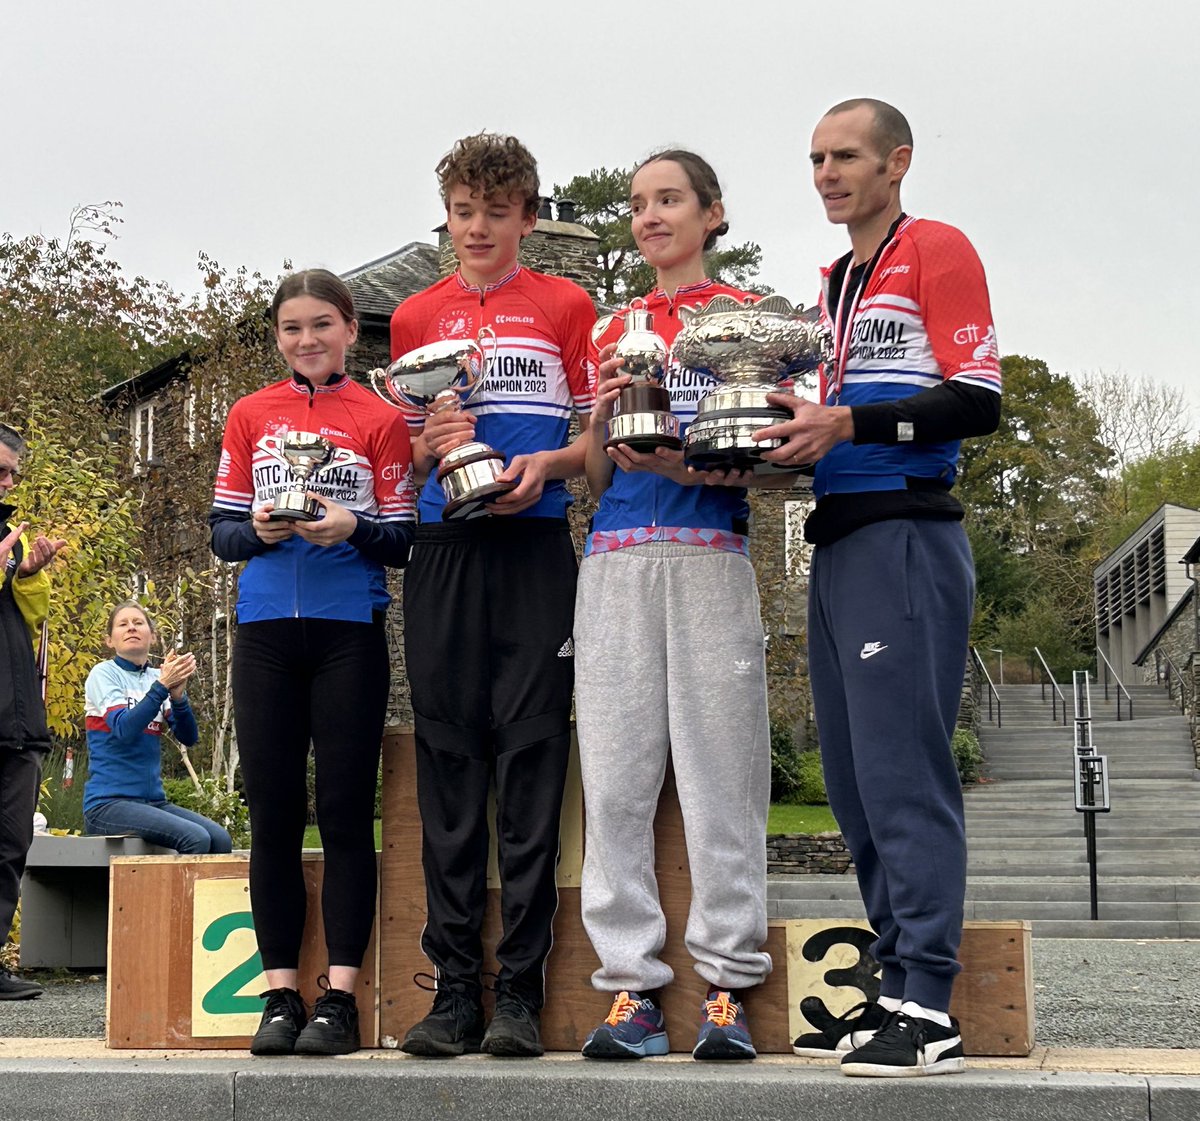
[769,682,1200,937]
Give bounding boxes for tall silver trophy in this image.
[269,431,336,521]
[672,294,825,471]
[370,327,516,520]
[596,299,679,452]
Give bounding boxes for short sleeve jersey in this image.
[586,280,753,554]
[389,266,595,521]
[815,216,1001,496]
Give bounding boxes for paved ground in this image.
[2,939,1198,1049]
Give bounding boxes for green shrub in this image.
[770,722,803,803]
[952,727,984,785]
[794,751,828,805]
[37,742,86,833]
[162,775,251,846]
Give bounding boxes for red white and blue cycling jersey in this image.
[815,216,1001,497]
[390,266,595,522]
[83,656,195,812]
[586,280,753,557]
[211,376,416,623]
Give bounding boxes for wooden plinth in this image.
[380,730,1033,1056]
[381,730,790,1053]
[106,853,378,1049]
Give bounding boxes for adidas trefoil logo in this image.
[557,638,575,658]
[733,658,752,675]
[860,642,888,660]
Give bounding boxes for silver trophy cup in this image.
[269,431,336,521]
[672,294,824,471]
[596,300,679,453]
[370,327,515,520]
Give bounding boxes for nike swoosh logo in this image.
[860,644,888,659]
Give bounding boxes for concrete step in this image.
[0,1057,1192,1121]
[768,877,1200,902]
[767,898,1200,923]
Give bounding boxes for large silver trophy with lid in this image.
[269,430,336,521]
[672,294,825,471]
[595,298,679,452]
[370,326,515,520]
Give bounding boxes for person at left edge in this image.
[209,270,416,1056]
[0,422,67,1000]
[389,132,595,1059]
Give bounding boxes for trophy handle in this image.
[369,365,416,412]
[460,326,499,407]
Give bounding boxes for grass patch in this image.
[298,813,834,848]
[302,820,384,850]
[767,803,839,834]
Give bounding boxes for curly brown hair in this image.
[436,132,541,217]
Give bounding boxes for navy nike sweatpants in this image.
[807,517,974,1012]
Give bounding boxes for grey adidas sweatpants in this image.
[575,542,772,993]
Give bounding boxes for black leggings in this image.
[233,616,388,971]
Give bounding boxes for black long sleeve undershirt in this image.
[850,379,1001,447]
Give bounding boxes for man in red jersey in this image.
[391,132,594,1059]
[758,99,1001,1078]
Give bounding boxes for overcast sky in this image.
[3,1,1198,419]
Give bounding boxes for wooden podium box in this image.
[107,853,378,1049]
[379,731,1033,1056]
[103,730,1032,1054]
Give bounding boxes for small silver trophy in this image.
[671,294,825,471]
[596,299,679,453]
[370,327,515,520]
[269,431,336,521]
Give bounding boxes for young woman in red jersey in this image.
[209,270,416,1056]
[576,151,800,1063]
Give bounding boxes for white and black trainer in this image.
[840,1011,965,1077]
[792,1000,891,1058]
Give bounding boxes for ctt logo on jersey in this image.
[436,310,474,340]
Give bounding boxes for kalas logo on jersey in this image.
[879,264,911,278]
[436,310,473,339]
[495,314,535,325]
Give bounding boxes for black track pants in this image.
[403,518,576,1004]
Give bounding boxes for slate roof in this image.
[342,241,439,319]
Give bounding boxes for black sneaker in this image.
[295,979,360,1056]
[401,981,485,1057]
[482,987,543,1057]
[792,1000,891,1058]
[840,1011,965,1077]
[250,987,308,1055]
[0,967,44,1001]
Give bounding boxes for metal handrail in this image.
[1032,646,1069,726]
[971,646,1002,727]
[1095,647,1133,721]
[1154,647,1191,718]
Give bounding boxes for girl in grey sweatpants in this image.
[575,218,777,1058]
[575,543,772,998]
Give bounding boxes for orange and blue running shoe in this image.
[581,991,669,1059]
[692,990,756,1061]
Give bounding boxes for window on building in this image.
[132,402,156,473]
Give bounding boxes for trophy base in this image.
[685,406,813,474]
[605,409,682,453]
[438,442,517,521]
[268,492,322,521]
